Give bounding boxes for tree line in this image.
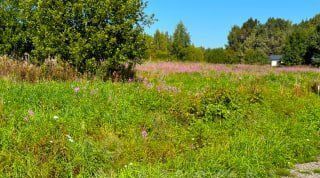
[145,22,204,62]
[148,14,320,66]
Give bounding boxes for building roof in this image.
[269,55,282,61]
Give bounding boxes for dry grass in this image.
[0,56,81,82]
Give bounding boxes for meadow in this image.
[0,60,319,177]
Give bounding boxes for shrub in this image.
[243,49,269,64]
[205,48,228,63]
[171,89,240,124]
[0,1,153,80]
[204,48,241,64]
[183,46,205,61]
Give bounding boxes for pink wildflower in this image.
[74,87,80,93]
[141,129,148,139]
[28,109,34,117]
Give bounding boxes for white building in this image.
[269,55,282,67]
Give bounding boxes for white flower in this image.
[66,135,74,143]
[53,116,59,120]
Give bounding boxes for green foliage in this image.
[314,169,320,174]
[227,18,293,64]
[282,15,320,66]
[204,48,240,64]
[226,14,320,66]
[0,0,153,79]
[205,48,228,63]
[227,18,261,52]
[282,28,311,65]
[0,69,320,177]
[275,168,291,176]
[172,22,191,60]
[152,30,172,59]
[149,23,205,62]
[183,46,205,61]
[0,1,32,57]
[263,18,292,54]
[243,49,269,64]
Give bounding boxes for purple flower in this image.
[141,129,148,139]
[28,110,34,117]
[74,87,80,93]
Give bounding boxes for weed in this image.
[0,64,319,177]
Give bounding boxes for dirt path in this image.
[284,158,320,178]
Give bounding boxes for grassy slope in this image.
[0,71,319,177]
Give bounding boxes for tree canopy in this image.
[0,0,153,79]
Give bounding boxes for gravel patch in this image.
[284,157,320,178]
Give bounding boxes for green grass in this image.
[0,71,319,177]
[314,169,320,174]
[275,168,291,177]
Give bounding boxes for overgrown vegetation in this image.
[0,63,319,177]
[0,0,153,80]
[0,56,81,82]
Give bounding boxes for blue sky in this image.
[145,0,320,48]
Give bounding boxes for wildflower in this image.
[129,162,133,166]
[141,129,148,139]
[49,140,54,144]
[74,87,80,93]
[28,109,35,117]
[66,135,74,143]
[53,115,59,120]
[24,116,29,122]
[90,89,97,95]
[128,78,134,83]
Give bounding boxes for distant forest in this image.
[147,14,320,66]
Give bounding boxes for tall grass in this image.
[0,60,319,177]
[0,56,80,82]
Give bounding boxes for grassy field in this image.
[0,62,319,177]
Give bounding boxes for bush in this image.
[0,1,153,80]
[205,48,228,63]
[243,49,269,64]
[204,48,241,64]
[183,46,205,61]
